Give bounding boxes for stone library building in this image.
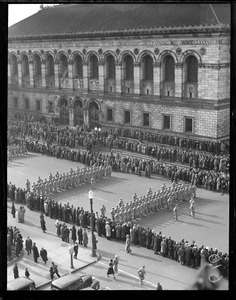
[8,3,230,144]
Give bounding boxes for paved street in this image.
[7,153,229,290]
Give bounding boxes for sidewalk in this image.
[7,200,101,289]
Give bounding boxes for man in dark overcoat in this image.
[32,242,39,263]
[40,247,48,264]
[25,236,32,255]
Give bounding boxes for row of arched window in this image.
[9,52,198,83]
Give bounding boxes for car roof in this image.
[51,274,90,289]
[7,277,35,290]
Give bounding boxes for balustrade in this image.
[161,81,175,97]
[183,83,198,99]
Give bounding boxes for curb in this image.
[7,249,24,267]
[36,251,102,289]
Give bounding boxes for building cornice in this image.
[8,24,230,42]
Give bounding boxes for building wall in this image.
[8,32,230,141]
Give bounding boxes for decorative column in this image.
[175,63,183,99]
[54,59,60,89]
[68,60,73,89]
[153,62,161,96]
[29,60,34,87]
[98,60,105,93]
[69,98,74,126]
[133,62,141,95]
[82,62,89,91]
[115,62,122,93]
[8,60,11,85]
[17,59,22,87]
[41,60,46,88]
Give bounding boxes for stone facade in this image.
[8,29,230,141]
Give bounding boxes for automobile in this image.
[51,273,100,290]
[7,277,36,290]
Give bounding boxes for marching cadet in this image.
[132,192,137,201]
[173,204,179,221]
[118,198,124,208]
[53,178,57,193]
[37,176,42,184]
[26,179,31,192]
[110,207,115,221]
[108,165,112,177]
[189,198,195,218]
[162,183,166,191]
[100,204,106,218]
[147,187,152,197]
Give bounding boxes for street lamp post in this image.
[88,190,96,257]
[94,126,101,152]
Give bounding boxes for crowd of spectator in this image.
[8,114,230,174]
[7,226,24,262]
[7,189,229,279]
[13,139,229,194]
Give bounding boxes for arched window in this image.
[90,55,98,79]
[124,55,134,80]
[46,55,54,76]
[74,55,83,78]
[143,55,153,81]
[163,55,175,82]
[59,54,68,77]
[186,56,198,83]
[34,55,41,76]
[22,55,29,76]
[11,55,18,75]
[106,55,115,79]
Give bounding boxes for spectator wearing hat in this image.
[113,255,119,274]
[125,234,131,253]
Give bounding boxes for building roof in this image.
[8,3,230,40]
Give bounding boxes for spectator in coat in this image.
[78,226,83,245]
[25,236,32,255]
[40,247,48,264]
[105,221,111,240]
[25,268,30,278]
[83,228,88,247]
[13,263,19,279]
[32,242,39,263]
[11,203,16,218]
[71,225,77,243]
[125,234,131,253]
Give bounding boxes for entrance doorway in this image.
[59,98,69,125]
[88,101,99,130]
[74,99,84,126]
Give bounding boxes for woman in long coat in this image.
[83,228,88,247]
[105,222,111,240]
[107,259,115,278]
[125,235,131,253]
[41,218,46,233]
[71,226,77,243]
[11,203,16,218]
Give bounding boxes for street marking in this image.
[98,261,156,287]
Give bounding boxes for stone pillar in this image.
[82,62,88,91]
[17,60,22,87]
[54,60,60,89]
[41,60,46,88]
[29,61,34,87]
[175,63,183,99]
[115,62,122,93]
[133,62,141,95]
[153,62,161,96]
[69,98,74,126]
[68,60,73,89]
[8,61,11,85]
[98,60,105,92]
